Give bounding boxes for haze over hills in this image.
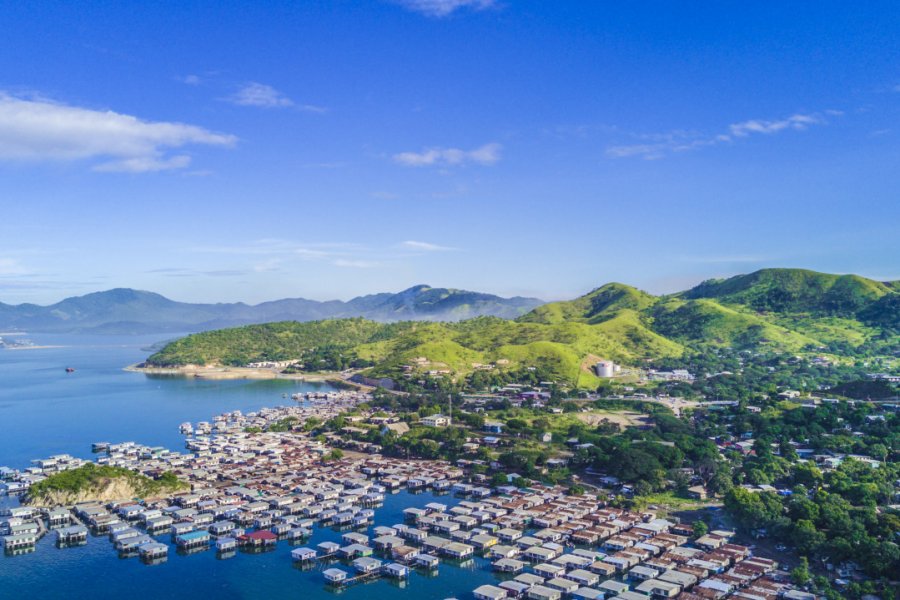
[0,286,543,334]
[145,269,900,387]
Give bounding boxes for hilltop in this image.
[0,285,543,334]
[145,269,899,388]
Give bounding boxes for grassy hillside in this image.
[146,318,413,366]
[145,269,899,387]
[147,315,684,384]
[652,298,820,350]
[519,283,658,325]
[682,268,892,315]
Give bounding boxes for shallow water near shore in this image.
[0,334,335,469]
[0,334,500,599]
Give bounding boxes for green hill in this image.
[651,298,819,350]
[519,283,658,325]
[681,268,892,316]
[145,268,899,387]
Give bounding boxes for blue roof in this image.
[178,530,209,541]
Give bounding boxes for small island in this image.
[25,463,187,507]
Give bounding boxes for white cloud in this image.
[225,83,326,113]
[296,104,329,114]
[227,82,294,108]
[605,144,667,160]
[393,142,501,167]
[94,154,193,173]
[333,259,380,269]
[401,240,456,252]
[189,239,331,259]
[0,92,236,172]
[395,0,496,17]
[0,258,28,276]
[728,114,822,137]
[676,254,770,264]
[606,111,836,160]
[179,74,202,86]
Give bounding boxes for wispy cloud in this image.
[393,142,501,167]
[188,239,334,259]
[606,111,839,160]
[0,258,28,276]
[147,267,249,278]
[225,82,326,113]
[333,259,380,269]
[179,74,202,86]
[728,113,826,137]
[401,240,456,252]
[226,82,294,108]
[94,155,193,173]
[676,254,770,264]
[394,0,497,18]
[302,161,347,169]
[0,92,236,172]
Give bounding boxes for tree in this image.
[724,488,783,530]
[787,497,820,522]
[668,469,690,494]
[324,449,344,462]
[869,443,888,464]
[708,465,734,495]
[793,462,824,489]
[692,520,709,539]
[490,473,509,487]
[791,556,810,586]
[792,519,826,555]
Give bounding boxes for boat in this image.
[65,367,75,373]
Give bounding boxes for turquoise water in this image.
[0,335,499,599]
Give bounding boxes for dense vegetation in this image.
[146,269,899,389]
[146,319,410,367]
[319,377,898,593]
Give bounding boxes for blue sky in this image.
[0,0,898,304]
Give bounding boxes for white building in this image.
[421,414,451,428]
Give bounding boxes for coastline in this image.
[1,345,66,350]
[124,363,366,387]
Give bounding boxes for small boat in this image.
[65,367,75,373]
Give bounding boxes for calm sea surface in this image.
[0,335,498,599]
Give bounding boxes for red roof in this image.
[242,530,277,541]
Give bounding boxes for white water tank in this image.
[595,360,615,378]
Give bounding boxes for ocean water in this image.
[0,335,499,599]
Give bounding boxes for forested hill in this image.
[145,269,899,387]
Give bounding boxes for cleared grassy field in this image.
[575,410,651,428]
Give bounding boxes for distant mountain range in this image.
[146,269,900,385]
[0,286,544,334]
